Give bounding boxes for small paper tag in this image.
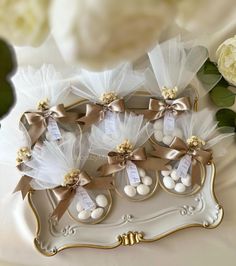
[176,154,192,179]
[104,111,116,135]
[34,142,42,152]
[47,117,62,141]
[76,187,96,211]
[126,161,141,186]
[163,111,175,135]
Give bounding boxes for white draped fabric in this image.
[1,1,236,265]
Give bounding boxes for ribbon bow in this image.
[151,137,212,185]
[98,147,168,176]
[51,171,114,221]
[77,98,125,128]
[142,97,191,121]
[23,104,78,144]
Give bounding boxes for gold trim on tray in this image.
[28,162,223,256]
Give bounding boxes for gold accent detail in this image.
[194,96,198,112]
[161,86,178,99]
[116,139,133,154]
[37,98,50,111]
[63,169,80,186]
[27,93,223,256]
[117,231,144,246]
[100,92,118,105]
[187,136,205,149]
[16,147,31,165]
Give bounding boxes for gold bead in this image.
[187,136,205,149]
[37,98,50,111]
[100,92,118,105]
[116,139,133,153]
[16,147,31,165]
[161,86,178,99]
[63,169,80,186]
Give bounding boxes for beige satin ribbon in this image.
[13,175,32,199]
[51,172,114,221]
[16,162,29,172]
[22,104,78,144]
[142,97,192,121]
[77,98,125,128]
[98,147,168,176]
[151,137,212,185]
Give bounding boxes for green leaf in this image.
[197,59,222,94]
[209,80,235,107]
[216,108,236,127]
[0,81,15,118]
[0,38,16,119]
[203,59,221,75]
[197,59,222,85]
[0,39,16,79]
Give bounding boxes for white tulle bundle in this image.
[25,133,90,190]
[89,112,153,156]
[71,63,143,102]
[145,36,208,99]
[0,122,31,167]
[176,108,234,152]
[12,64,71,114]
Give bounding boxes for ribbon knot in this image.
[98,147,168,176]
[22,104,78,145]
[63,169,92,188]
[142,97,192,121]
[77,98,125,128]
[151,137,212,185]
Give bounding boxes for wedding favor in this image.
[89,112,168,201]
[143,36,208,145]
[71,63,143,130]
[4,31,235,253]
[0,122,33,199]
[151,109,234,195]
[13,64,78,145]
[22,133,113,223]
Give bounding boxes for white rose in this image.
[50,0,176,69]
[216,36,236,86]
[0,0,50,46]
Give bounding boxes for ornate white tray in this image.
[27,93,223,256]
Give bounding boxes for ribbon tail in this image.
[191,160,202,186]
[13,175,32,199]
[51,188,76,221]
[86,176,114,190]
[134,157,169,171]
[57,111,79,124]
[151,143,185,160]
[16,162,31,172]
[77,111,103,128]
[28,121,46,145]
[98,163,126,176]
